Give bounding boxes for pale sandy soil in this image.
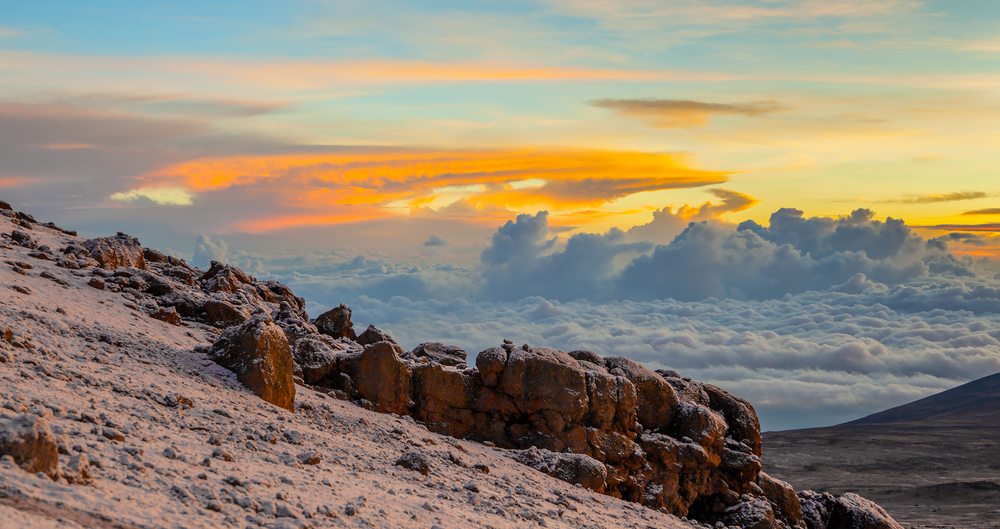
[0,214,692,529]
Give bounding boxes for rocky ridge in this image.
[0,199,903,529]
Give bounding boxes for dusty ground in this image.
[765,423,1000,529]
[0,214,693,528]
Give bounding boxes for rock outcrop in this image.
[83,233,147,270]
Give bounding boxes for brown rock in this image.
[705,383,763,457]
[64,453,94,485]
[604,356,678,431]
[208,314,296,411]
[412,363,476,437]
[87,277,105,290]
[356,324,398,347]
[150,307,182,326]
[0,414,59,479]
[343,341,412,415]
[498,346,588,425]
[313,304,356,340]
[758,472,803,527]
[292,335,349,385]
[82,233,147,270]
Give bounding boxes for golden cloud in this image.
[132,148,727,232]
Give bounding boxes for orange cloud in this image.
[135,148,727,231]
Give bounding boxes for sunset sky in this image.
[4,1,1000,428]
[3,0,1000,256]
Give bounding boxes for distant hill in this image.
[765,373,1000,529]
[844,372,1000,426]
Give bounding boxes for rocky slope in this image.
[0,199,903,529]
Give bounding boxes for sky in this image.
[3,0,1000,429]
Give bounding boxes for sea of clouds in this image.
[209,208,1000,430]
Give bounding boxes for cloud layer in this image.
[211,207,1000,430]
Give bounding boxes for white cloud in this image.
[110,186,194,206]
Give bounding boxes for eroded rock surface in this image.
[207,313,296,411]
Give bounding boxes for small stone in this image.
[394,451,430,476]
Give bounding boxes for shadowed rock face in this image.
[313,304,357,341]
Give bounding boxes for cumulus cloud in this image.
[626,188,758,244]
[192,234,228,269]
[591,98,783,127]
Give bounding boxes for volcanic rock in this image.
[0,413,59,479]
[314,304,356,340]
[208,313,295,411]
[83,233,147,270]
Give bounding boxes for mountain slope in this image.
[0,208,690,529]
[845,372,1000,426]
[764,377,1000,529]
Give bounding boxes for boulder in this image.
[407,342,467,368]
[313,304,356,340]
[721,498,780,529]
[292,336,355,385]
[827,493,905,529]
[341,341,412,415]
[705,383,763,457]
[758,472,803,527]
[0,414,59,479]
[150,307,182,326]
[509,447,607,493]
[208,314,295,411]
[83,233,146,270]
[355,324,398,347]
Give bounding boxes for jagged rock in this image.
[208,314,295,412]
[721,498,779,529]
[202,299,249,327]
[759,472,803,528]
[0,413,59,479]
[200,261,254,294]
[799,491,836,529]
[341,341,411,415]
[509,447,607,493]
[10,230,37,249]
[406,342,467,368]
[705,383,763,457]
[83,233,147,270]
[292,335,351,385]
[828,493,905,529]
[314,304,356,340]
[356,324,398,347]
[604,356,678,431]
[0,200,10,211]
[142,247,169,264]
[87,277,105,290]
[150,307,182,326]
